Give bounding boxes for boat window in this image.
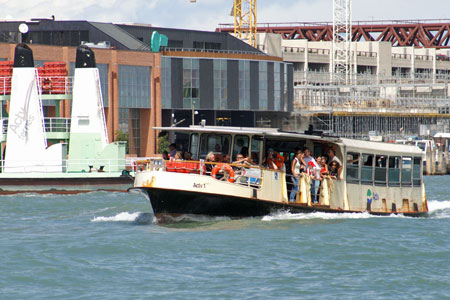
[189,133,199,159]
[361,153,374,185]
[346,152,360,183]
[374,155,387,185]
[232,135,249,161]
[413,157,422,187]
[415,142,426,151]
[388,156,401,186]
[250,136,263,165]
[199,134,231,160]
[401,157,412,187]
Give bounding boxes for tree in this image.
[158,135,169,154]
[115,130,129,154]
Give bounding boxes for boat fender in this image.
[211,164,235,183]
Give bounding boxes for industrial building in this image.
[220,20,450,140]
[0,19,294,157]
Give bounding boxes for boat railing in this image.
[0,75,73,96]
[0,158,128,174]
[135,158,263,188]
[0,117,71,134]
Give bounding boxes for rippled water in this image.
[1,176,450,299]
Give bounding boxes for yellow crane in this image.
[233,0,257,48]
[190,0,257,48]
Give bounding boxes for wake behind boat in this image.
[130,126,428,218]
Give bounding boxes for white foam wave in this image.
[91,212,142,222]
[262,209,416,221]
[262,211,382,221]
[427,200,450,213]
[263,201,450,221]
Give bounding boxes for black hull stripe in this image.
[142,188,427,218]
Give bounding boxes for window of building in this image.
[374,155,387,185]
[274,63,281,111]
[183,58,200,109]
[128,109,141,156]
[118,65,151,108]
[213,60,227,109]
[97,63,109,107]
[23,30,89,46]
[361,153,374,184]
[283,63,288,110]
[346,152,360,183]
[205,42,221,50]
[118,107,129,135]
[259,61,268,110]
[168,40,183,48]
[401,157,412,186]
[239,60,250,110]
[388,156,401,186]
[161,57,171,109]
[413,157,421,187]
[193,41,204,49]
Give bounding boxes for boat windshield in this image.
[415,142,426,151]
[198,134,231,160]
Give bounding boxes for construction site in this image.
[218,1,450,141]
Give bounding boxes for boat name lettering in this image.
[10,107,34,140]
[193,183,208,189]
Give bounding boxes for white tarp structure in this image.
[4,67,63,173]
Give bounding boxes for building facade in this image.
[0,19,294,157]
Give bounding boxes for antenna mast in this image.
[332,0,352,84]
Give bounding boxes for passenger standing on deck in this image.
[289,150,305,202]
[328,148,342,178]
[303,147,320,203]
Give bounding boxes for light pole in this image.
[191,99,198,125]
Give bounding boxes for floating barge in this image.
[0,44,132,194]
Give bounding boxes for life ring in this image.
[42,78,52,93]
[211,163,235,183]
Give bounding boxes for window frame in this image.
[360,153,374,185]
[346,152,360,183]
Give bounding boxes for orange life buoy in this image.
[42,78,52,92]
[211,163,235,183]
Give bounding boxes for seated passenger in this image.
[174,151,183,160]
[183,151,192,161]
[223,153,231,163]
[205,151,216,174]
[162,151,169,160]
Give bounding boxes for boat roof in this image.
[340,138,422,155]
[434,132,450,138]
[156,126,422,155]
[155,126,340,142]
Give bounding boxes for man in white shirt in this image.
[303,147,320,203]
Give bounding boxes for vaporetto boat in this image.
[130,126,428,218]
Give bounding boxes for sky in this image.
[2,0,450,31]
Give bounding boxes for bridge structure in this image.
[217,19,450,48]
